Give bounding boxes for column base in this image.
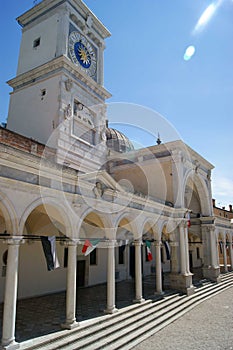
[133,297,145,304]
[170,272,195,295]
[1,341,19,350]
[154,291,165,296]
[202,266,221,283]
[61,320,79,330]
[104,307,118,314]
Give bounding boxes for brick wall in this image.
[0,127,55,158]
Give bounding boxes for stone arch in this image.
[183,170,212,216]
[0,191,19,234]
[16,197,74,301]
[140,217,159,241]
[19,196,73,237]
[76,207,113,239]
[114,212,139,240]
[0,193,19,303]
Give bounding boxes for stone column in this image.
[229,236,233,271]
[133,240,145,303]
[2,236,24,350]
[202,223,221,282]
[210,229,218,268]
[62,240,79,329]
[105,240,118,314]
[174,221,194,295]
[154,241,163,294]
[98,42,105,86]
[223,237,228,273]
[56,5,70,57]
[184,225,190,274]
[179,222,187,274]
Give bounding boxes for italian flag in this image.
[82,239,100,256]
[146,240,153,261]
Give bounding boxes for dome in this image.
[106,127,134,153]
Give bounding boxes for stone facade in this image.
[0,1,232,349]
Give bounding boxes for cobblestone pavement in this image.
[0,276,163,343]
[134,286,233,350]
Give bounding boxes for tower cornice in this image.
[17,0,111,40]
[7,56,111,101]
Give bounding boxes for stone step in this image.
[66,278,233,350]
[20,293,180,350]
[60,295,188,350]
[19,273,233,350]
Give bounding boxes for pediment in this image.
[78,170,124,192]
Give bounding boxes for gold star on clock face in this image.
[78,45,91,65]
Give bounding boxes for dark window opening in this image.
[33,37,41,48]
[119,245,125,264]
[196,247,200,259]
[64,247,68,268]
[90,249,97,265]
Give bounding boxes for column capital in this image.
[169,241,179,247]
[105,240,117,248]
[154,241,162,247]
[65,239,79,247]
[201,224,215,232]
[133,240,143,247]
[179,219,188,229]
[200,216,215,225]
[3,236,24,246]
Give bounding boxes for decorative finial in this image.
[156,132,162,145]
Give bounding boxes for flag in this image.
[187,212,191,227]
[82,239,100,256]
[164,241,171,260]
[145,240,153,261]
[41,236,60,271]
[219,241,223,254]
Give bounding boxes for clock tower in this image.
[6,0,111,172]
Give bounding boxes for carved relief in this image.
[64,79,73,92]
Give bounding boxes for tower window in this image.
[33,37,41,48]
[41,89,46,97]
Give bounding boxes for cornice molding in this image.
[17,0,111,39]
[8,56,111,101]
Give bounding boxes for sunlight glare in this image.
[193,0,223,34]
[183,45,195,61]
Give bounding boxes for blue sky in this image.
[1,0,233,208]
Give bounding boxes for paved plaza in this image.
[134,286,233,350]
[1,274,232,348]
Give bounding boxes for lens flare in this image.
[193,0,223,34]
[183,45,195,61]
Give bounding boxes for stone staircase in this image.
[20,272,233,350]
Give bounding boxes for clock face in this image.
[68,31,97,78]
